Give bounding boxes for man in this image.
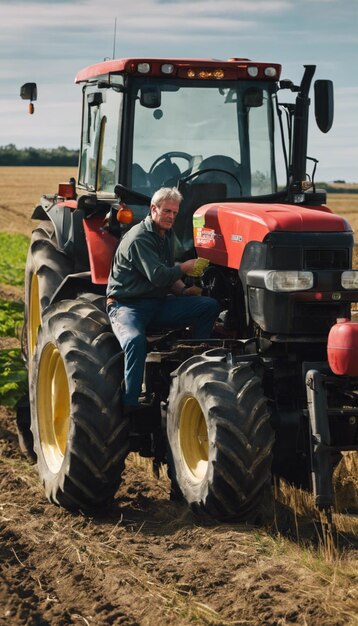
[107,186,219,415]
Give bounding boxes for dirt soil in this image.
[1,168,358,626]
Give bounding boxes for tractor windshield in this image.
[130,78,283,200]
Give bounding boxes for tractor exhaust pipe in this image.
[290,65,316,200]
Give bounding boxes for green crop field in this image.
[0,233,28,406]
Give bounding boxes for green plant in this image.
[0,348,27,407]
[0,299,24,337]
[0,232,29,287]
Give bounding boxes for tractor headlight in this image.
[137,63,151,74]
[264,271,314,292]
[341,271,358,289]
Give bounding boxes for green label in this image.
[193,215,205,228]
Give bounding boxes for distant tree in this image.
[0,144,79,166]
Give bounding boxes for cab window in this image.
[79,82,123,193]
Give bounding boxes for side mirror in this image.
[20,82,37,114]
[20,82,37,101]
[314,79,334,133]
[140,87,161,109]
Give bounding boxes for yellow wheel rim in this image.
[179,396,208,481]
[29,273,41,356]
[37,342,70,473]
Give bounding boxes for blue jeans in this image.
[108,295,220,406]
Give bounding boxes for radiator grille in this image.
[304,249,348,270]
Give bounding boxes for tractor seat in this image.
[150,160,181,188]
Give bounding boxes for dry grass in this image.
[0,166,77,237]
[326,194,358,269]
[327,193,358,234]
[276,478,358,533]
[326,183,358,191]
[0,166,77,206]
[0,167,356,236]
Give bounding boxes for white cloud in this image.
[0,0,292,43]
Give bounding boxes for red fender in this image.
[83,215,118,284]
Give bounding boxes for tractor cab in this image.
[74,58,333,259]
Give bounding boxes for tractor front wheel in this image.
[166,351,274,521]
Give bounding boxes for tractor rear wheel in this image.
[24,222,74,359]
[166,351,274,521]
[18,223,74,460]
[29,298,128,510]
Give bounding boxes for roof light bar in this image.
[186,68,225,79]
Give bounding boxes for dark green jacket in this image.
[107,216,182,301]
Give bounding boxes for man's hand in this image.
[170,280,202,297]
[170,279,186,296]
[182,285,203,296]
[180,257,209,277]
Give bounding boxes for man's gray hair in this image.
[151,187,183,207]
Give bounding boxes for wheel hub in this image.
[37,342,70,473]
[179,396,208,481]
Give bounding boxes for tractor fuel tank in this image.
[327,318,358,376]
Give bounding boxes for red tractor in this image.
[19,58,358,519]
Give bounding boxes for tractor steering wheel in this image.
[149,151,193,174]
[182,168,243,196]
[188,155,243,195]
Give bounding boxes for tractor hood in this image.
[193,201,352,269]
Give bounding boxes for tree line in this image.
[0,144,79,166]
[317,182,358,193]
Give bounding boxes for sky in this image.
[0,0,357,182]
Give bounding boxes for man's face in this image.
[151,199,180,233]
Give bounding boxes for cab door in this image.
[78,80,124,195]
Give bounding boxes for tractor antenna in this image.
[112,17,117,59]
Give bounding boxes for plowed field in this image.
[1,168,357,626]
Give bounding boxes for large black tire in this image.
[24,221,74,360]
[18,223,74,460]
[166,351,274,521]
[29,298,129,510]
